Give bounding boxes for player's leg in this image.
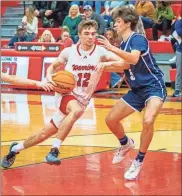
[124,97,164,180]
[1,122,58,168]
[105,90,142,164]
[45,96,84,165]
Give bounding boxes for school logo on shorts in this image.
[129,69,135,80]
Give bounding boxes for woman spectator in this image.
[57,26,73,48]
[38,30,55,43]
[22,6,38,41]
[152,1,174,41]
[135,1,155,29]
[104,28,121,48]
[62,4,82,43]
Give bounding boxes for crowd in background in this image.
[3,0,182,97]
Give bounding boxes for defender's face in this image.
[79,27,97,46]
[114,17,130,36]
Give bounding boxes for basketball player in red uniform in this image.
[1,20,126,168]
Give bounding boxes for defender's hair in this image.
[112,6,139,31]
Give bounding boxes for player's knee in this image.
[70,108,83,121]
[143,116,155,128]
[105,114,117,128]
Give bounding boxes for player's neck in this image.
[80,43,94,51]
[121,29,134,42]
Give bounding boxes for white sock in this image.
[52,138,62,149]
[11,142,25,153]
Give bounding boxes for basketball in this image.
[52,70,75,94]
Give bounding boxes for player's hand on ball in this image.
[36,81,54,91]
[46,73,57,86]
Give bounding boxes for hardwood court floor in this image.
[1,88,181,195]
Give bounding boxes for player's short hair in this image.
[112,6,139,31]
[78,20,98,34]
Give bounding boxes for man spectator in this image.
[5,26,32,48]
[83,5,106,35]
[42,1,70,27]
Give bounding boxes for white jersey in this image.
[57,44,114,105]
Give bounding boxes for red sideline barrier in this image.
[170,69,176,82]
[149,41,174,53]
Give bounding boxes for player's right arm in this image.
[46,47,70,86]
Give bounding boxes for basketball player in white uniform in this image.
[1,20,127,168]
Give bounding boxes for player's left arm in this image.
[1,72,54,91]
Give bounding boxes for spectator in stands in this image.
[104,28,121,48]
[104,0,128,16]
[172,19,182,97]
[6,26,32,48]
[127,4,146,37]
[62,4,82,44]
[102,0,128,27]
[104,28,123,88]
[22,6,38,41]
[83,5,106,35]
[71,1,105,14]
[42,1,70,27]
[135,1,155,29]
[57,26,73,48]
[38,29,55,43]
[33,1,48,18]
[152,1,174,41]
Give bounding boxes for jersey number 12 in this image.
[77,73,91,87]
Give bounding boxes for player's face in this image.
[79,27,97,46]
[114,17,130,36]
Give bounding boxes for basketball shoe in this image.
[45,147,61,165]
[124,160,143,180]
[1,142,19,168]
[112,138,135,164]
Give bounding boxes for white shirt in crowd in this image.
[22,16,38,34]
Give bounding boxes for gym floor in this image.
[1,88,181,195]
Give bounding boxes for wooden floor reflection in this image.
[1,88,181,195]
